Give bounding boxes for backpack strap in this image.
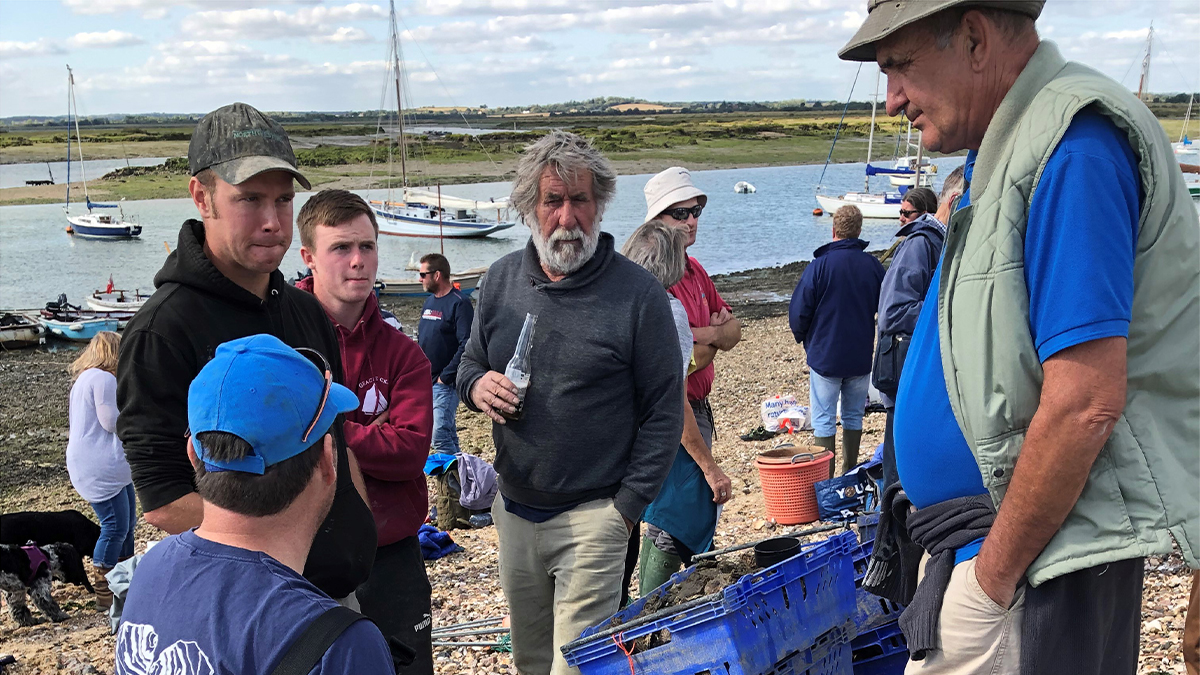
[271,606,370,675]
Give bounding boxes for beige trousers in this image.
[905,556,1026,675]
[493,495,630,675]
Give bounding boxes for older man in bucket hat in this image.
[117,103,378,601]
[841,2,1199,674]
[634,168,737,594]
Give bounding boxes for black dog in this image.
[0,543,93,627]
[0,510,101,558]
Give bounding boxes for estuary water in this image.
[0,158,961,309]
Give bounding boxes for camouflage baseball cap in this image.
[188,102,311,190]
[838,0,1045,62]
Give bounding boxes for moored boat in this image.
[40,316,120,342]
[734,181,757,194]
[375,267,486,297]
[0,313,45,349]
[42,295,136,330]
[88,287,150,312]
[815,192,906,220]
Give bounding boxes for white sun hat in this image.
[643,166,708,223]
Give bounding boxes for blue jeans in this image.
[90,483,136,568]
[432,382,460,454]
[808,371,870,437]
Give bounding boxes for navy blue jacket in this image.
[877,214,946,337]
[789,238,885,378]
[418,289,474,387]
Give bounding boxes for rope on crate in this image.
[613,632,635,675]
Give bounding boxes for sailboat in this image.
[816,67,919,220]
[1135,25,1198,202]
[63,65,142,240]
[878,122,937,188]
[369,1,516,239]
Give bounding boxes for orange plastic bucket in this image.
[756,447,834,525]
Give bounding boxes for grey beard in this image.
[531,225,600,276]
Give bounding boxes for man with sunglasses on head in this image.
[116,335,395,674]
[638,167,740,589]
[117,103,377,603]
[296,189,435,675]
[417,253,474,457]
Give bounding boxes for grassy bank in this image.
[2,111,1190,206]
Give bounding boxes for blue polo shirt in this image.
[893,110,1141,563]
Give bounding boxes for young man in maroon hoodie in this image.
[297,189,434,675]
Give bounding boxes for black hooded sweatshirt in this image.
[116,219,376,598]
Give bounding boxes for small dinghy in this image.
[41,295,136,334]
[0,313,45,349]
[40,315,119,342]
[88,286,149,312]
[375,268,487,298]
[734,181,757,194]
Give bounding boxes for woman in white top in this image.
[66,330,136,610]
[620,219,733,598]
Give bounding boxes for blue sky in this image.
[1,0,1196,118]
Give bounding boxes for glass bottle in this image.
[502,313,537,420]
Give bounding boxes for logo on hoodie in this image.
[361,382,388,415]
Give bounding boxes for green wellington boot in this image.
[842,429,863,476]
[813,435,836,478]
[638,537,682,598]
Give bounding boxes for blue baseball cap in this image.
[187,334,359,474]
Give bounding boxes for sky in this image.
[0,0,1197,118]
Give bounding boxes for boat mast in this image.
[866,67,880,192]
[389,0,408,188]
[1137,23,1153,103]
[68,66,91,211]
[65,66,72,211]
[914,130,924,189]
[1181,92,1194,143]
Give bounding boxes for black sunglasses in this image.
[418,271,433,278]
[663,204,703,221]
[294,347,334,444]
[899,209,920,218]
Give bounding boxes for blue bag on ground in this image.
[815,465,876,521]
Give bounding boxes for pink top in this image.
[668,257,730,402]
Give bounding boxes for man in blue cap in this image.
[115,335,394,674]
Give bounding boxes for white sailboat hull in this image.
[816,193,902,220]
[374,206,517,239]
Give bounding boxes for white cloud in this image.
[179,4,387,42]
[0,39,65,59]
[67,30,146,49]
[62,0,321,20]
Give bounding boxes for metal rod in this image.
[431,627,510,639]
[432,616,505,633]
[433,641,505,648]
[561,592,721,652]
[691,522,843,562]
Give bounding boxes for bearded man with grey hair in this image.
[457,130,684,675]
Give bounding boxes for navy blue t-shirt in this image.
[115,530,393,674]
[418,289,474,386]
[894,110,1140,563]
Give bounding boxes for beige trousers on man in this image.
[906,556,1026,675]
[492,495,630,675]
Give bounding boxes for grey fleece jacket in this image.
[457,232,685,523]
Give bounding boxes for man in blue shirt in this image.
[417,253,474,455]
[840,1,1199,674]
[116,335,394,674]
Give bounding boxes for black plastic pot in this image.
[754,536,801,568]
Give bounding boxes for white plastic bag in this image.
[760,394,799,432]
[778,405,812,433]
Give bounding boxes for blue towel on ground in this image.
[418,524,462,560]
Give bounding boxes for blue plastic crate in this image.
[767,625,853,675]
[856,514,879,546]
[851,621,907,675]
[851,542,904,633]
[562,531,859,675]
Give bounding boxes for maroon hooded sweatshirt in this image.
[297,276,433,547]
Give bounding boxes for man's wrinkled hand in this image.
[704,465,733,505]
[470,371,520,425]
[973,553,1018,609]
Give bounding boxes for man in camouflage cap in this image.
[118,103,379,602]
[841,2,1199,675]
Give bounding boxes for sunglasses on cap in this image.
[663,204,703,221]
[294,347,334,444]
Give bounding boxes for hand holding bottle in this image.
[470,372,521,424]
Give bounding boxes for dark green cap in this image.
[839,0,1045,62]
[188,102,310,190]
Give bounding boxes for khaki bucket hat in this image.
[643,167,707,223]
[838,0,1044,62]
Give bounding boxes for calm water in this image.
[0,159,961,309]
[0,157,170,190]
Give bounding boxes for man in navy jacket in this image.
[789,205,885,475]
